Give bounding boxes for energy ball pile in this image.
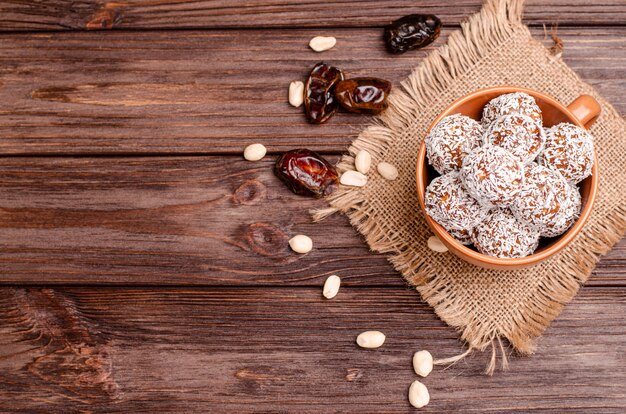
[424,172,490,245]
[424,92,594,258]
[425,114,483,175]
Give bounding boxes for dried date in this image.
[384,14,441,54]
[274,149,339,198]
[304,62,344,124]
[334,78,391,115]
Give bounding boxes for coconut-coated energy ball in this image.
[481,92,542,128]
[483,114,546,163]
[538,122,594,183]
[448,227,473,245]
[541,183,582,238]
[425,114,483,175]
[424,172,489,245]
[471,208,540,258]
[511,162,573,237]
[460,144,524,208]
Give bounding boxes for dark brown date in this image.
[304,62,344,124]
[274,149,338,198]
[334,78,392,115]
[384,14,441,54]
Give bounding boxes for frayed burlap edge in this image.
[312,0,626,375]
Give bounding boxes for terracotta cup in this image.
[416,86,600,270]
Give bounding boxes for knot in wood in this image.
[233,180,266,205]
[243,223,289,257]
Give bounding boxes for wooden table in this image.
[0,1,624,412]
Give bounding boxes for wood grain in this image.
[0,156,623,286]
[1,0,625,31]
[0,286,624,412]
[0,27,623,154]
[0,2,624,412]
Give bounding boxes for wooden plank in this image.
[0,156,624,286]
[0,286,624,412]
[0,0,625,31]
[0,26,624,155]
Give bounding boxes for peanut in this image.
[377,162,398,180]
[289,234,312,254]
[340,170,368,187]
[412,350,433,377]
[243,143,267,161]
[354,150,372,174]
[356,331,385,348]
[427,235,448,253]
[323,275,341,299]
[408,380,430,408]
[288,81,305,107]
[309,36,336,52]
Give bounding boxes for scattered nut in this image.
[309,36,337,52]
[356,331,385,348]
[377,162,398,180]
[354,150,372,174]
[427,235,448,253]
[340,170,368,187]
[243,143,267,161]
[412,350,433,377]
[408,380,430,409]
[323,275,341,299]
[289,234,313,254]
[288,81,305,107]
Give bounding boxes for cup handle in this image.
[567,95,601,129]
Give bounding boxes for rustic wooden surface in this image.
[0,156,625,286]
[2,0,625,30]
[0,27,624,154]
[1,287,624,412]
[0,1,624,413]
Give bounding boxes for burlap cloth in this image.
[314,0,626,374]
